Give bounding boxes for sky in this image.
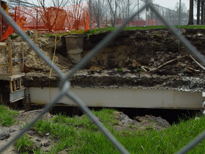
[6,0,194,17]
[153,0,189,10]
[5,0,190,10]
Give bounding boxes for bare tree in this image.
[91,0,107,28]
[67,0,88,30]
[106,0,138,27]
[188,0,194,25]
[35,0,69,31]
[107,0,118,27]
[174,2,188,25]
[197,0,200,24]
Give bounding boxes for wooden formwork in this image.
[0,38,27,103]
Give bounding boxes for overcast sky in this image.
[10,0,193,16]
[153,0,189,10]
[14,0,190,10]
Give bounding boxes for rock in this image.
[197,33,203,37]
[26,30,34,36]
[27,130,36,136]
[9,128,16,133]
[58,149,69,154]
[74,115,79,118]
[34,141,42,148]
[45,133,50,136]
[119,112,134,125]
[42,140,51,147]
[145,115,171,128]
[36,139,41,142]
[26,134,32,138]
[43,142,50,147]
[0,132,10,140]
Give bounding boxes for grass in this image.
[9,34,20,39]
[0,105,18,126]
[82,25,205,35]
[117,68,123,72]
[14,135,35,153]
[37,25,205,36]
[155,33,162,37]
[13,108,205,154]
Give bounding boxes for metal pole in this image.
[178,0,181,51]
[146,2,148,26]
[89,0,92,31]
[128,0,130,27]
[138,0,139,26]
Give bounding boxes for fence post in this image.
[8,37,12,75]
[21,43,24,72]
[178,0,181,51]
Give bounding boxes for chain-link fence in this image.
[1,0,205,154]
[89,0,188,28]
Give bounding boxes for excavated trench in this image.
[2,28,205,123]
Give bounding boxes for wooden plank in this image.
[0,73,25,80]
[8,38,12,75]
[19,78,22,89]
[34,30,38,44]
[0,73,11,77]
[12,80,16,91]
[21,43,24,72]
[0,63,10,66]
[0,42,7,49]
[9,81,13,93]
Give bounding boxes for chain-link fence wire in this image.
[0,0,205,154]
[89,0,188,28]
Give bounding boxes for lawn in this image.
[13,108,205,154]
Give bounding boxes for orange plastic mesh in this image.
[8,3,90,32]
[1,25,13,41]
[0,3,90,41]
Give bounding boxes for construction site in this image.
[0,0,203,110]
[0,0,205,153]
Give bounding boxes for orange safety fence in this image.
[9,3,90,32]
[0,3,90,41]
[1,25,13,42]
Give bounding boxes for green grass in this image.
[82,25,205,35]
[14,108,204,154]
[155,33,162,37]
[9,34,20,39]
[14,135,35,153]
[37,25,205,36]
[117,68,123,72]
[0,105,18,126]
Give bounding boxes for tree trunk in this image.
[201,1,204,24]
[197,0,200,25]
[188,0,194,25]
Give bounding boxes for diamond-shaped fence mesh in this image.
[0,1,205,154]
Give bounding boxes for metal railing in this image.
[0,0,205,154]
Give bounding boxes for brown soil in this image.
[1,29,205,77]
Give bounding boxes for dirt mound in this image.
[114,111,170,131]
[1,36,72,74]
[2,29,205,77]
